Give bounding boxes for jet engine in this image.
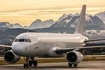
[4,50,20,63]
[66,51,83,64]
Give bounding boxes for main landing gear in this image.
[24,57,38,68]
[68,63,78,68]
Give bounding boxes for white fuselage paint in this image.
[12,32,88,57]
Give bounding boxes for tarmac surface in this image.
[0,61,105,70]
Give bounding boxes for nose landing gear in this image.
[24,57,29,68]
[23,57,38,68]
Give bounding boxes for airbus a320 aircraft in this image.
[1,5,105,68]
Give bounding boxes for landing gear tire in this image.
[74,64,78,67]
[23,57,38,68]
[68,63,72,67]
[24,64,29,68]
[68,63,78,67]
[33,60,38,67]
[29,60,33,67]
[24,57,29,68]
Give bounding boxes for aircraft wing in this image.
[0,45,12,49]
[86,39,105,42]
[85,42,105,46]
[55,46,105,54]
[56,48,74,54]
[55,38,105,54]
[85,39,105,46]
[0,45,12,56]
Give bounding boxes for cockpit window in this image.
[25,39,28,42]
[27,39,31,42]
[19,39,24,42]
[14,39,31,42]
[15,39,18,42]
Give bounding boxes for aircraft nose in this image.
[12,44,23,56]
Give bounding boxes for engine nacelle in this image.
[66,51,83,64]
[4,50,20,63]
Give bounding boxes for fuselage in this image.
[12,32,88,57]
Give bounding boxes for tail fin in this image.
[74,5,86,35]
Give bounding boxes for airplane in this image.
[1,5,105,68]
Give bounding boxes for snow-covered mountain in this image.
[50,13,105,30]
[27,19,54,29]
[0,22,22,28]
[95,11,105,24]
[0,11,105,30]
[12,23,23,28]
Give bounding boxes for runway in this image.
[0,61,105,70]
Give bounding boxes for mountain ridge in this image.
[0,11,105,29]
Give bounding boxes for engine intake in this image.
[66,51,83,64]
[4,50,20,63]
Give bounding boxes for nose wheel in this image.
[24,57,29,68]
[23,57,38,68]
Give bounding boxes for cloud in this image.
[0,0,105,12]
[0,7,105,17]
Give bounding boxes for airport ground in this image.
[0,55,105,70]
[0,55,105,65]
[0,61,105,70]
